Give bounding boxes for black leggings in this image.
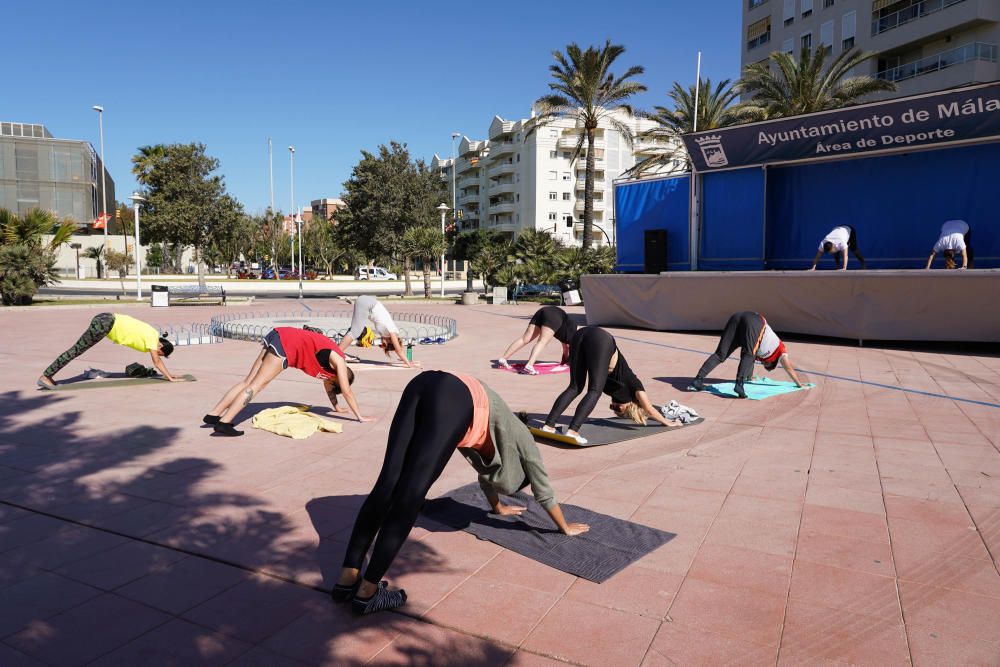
[545,327,615,432]
[342,371,473,583]
[696,312,762,382]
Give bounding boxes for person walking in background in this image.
[810,225,866,271]
[926,219,973,269]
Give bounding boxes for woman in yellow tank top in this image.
[37,312,181,389]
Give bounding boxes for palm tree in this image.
[528,41,646,248]
[83,246,105,279]
[131,145,167,185]
[401,226,447,298]
[1,207,76,250]
[740,46,896,118]
[631,79,765,175]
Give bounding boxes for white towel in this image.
[661,400,699,424]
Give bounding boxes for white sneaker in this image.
[497,358,512,369]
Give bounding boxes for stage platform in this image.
[582,270,1000,343]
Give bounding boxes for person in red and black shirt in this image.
[689,312,804,398]
[204,327,370,436]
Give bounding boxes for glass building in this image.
[0,121,115,229]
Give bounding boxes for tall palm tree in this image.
[740,46,895,118]
[631,79,765,175]
[528,41,646,248]
[131,144,167,185]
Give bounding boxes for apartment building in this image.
[310,197,345,222]
[0,121,115,227]
[742,0,1000,98]
[432,109,678,247]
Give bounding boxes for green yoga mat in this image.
[47,374,196,391]
[706,377,813,400]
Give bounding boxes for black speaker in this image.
[644,229,668,274]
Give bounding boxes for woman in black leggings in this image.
[543,327,681,445]
[334,370,588,615]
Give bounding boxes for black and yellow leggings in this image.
[43,312,115,378]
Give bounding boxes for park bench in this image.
[167,284,227,306]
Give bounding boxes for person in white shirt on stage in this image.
[809,225,866,271]
[926,220,973,270]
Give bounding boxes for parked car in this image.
[356,266,398,280]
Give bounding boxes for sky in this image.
[6,0,742,215]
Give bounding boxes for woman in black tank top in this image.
[496,306,576,375]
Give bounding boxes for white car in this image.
[357,266,398,281]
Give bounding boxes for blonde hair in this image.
[620,402,646,426]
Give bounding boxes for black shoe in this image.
[734,381,747,399]
[352,581,407,616]
[331,579,363,603]
[202,414,221,425]
[688,377,705,392]
[213,421,244,436]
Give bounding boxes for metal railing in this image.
[209,310,458,346]
[872,0,966,36]
[163,322,224,346]
[876,42,997,82]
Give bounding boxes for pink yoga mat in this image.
[495,362,570,375]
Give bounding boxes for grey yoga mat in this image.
[421,483,675,583]
[528,414,705,447]
[46,374,197,391]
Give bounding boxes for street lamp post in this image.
[436,203,450,298]
[128,193,145,300]
[297,206,304,299]
[92,106,109,255]
[288,146,296,277]
[450,132,460,288]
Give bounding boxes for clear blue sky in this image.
[7,0,741,215]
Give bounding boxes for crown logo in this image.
[695,134,723,145]
[695,134,728,168]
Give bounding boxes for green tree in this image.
[83,246,105,279]
[146,243,165,272]
[553,245,616,287]
[132,143,237,285]
[401,226,447,298]
[252,211,289,278]
[104,248,133,294]
[1,207,76,249]
[739,46,895,118]
[470,234,512,292]
[631,79,764,174]
[0,208,72,305]
[527,41,646,248]
[453,229,500,292]
[304,221,356,276]
[203,195,250,277]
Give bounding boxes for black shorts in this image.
[845,225,858,251]
[262,329,289,369]
[529,306,575,344]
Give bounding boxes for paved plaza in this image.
[1,300,999,665]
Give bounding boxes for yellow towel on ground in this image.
[251,405,343,439]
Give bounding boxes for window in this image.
[820,20,834,53]
[783,38,794,54]
[824,0,834,6]
[801,32,812,50]
[801,0,813,16]
[548,171,557,181]
[561,172,572,181]
[842,36,855,50]
[841,11,856,51]
[549,150,557,158]
[548,212,557,221]
[562,151,571,159]
[548,129,559,138]
[564,215,574,227]
[785,16,794,26]
[562,192,571,201]
[549,192,557,200]
[747,17,771,50]
[748,0,768,8]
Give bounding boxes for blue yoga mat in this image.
[707,377,814,400]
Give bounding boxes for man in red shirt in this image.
[204,327,371,436]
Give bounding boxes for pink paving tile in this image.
[89,618,253,666]
[788,560,900,619]
[642,484,728,518]
[805,468,883,495]
[261,601,402,665]
[667,577,786,648]
[641,621,777,666]
[385,541,485,617]
[729,471,808,502]
[799,504,889,543]
[717,493,803,528]
[522,597,660,666]
[227,645,309,666]
[778,599,909,666]
[687,542,792,599]
[0,572,102,637]
[507,651,573,666]
[563,492,640,520]
[55,540,188,590]
[883,494,974,524]
[894,549,1000,598]
[888,515,990,562]
[565,564,683,619]
[804,484,885,515]
[906,625,1000,667]
[898,579,1000,643]
[575,474,661,504]
[475,549,576,595]
[881,476,965,504]
[181,574,328,643]
[703,516,800,558]
[425,578,560,646]
[5,593,171,667]
[115,556,251,615]
[794,529,895,578]
[372,620,515,666]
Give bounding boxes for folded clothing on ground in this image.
[251,405,344,439]
[660,400,699,424]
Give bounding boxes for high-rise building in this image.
[311,197,345,222]
[0,122,115,227]
[742,0,999,99]
[432,109,679,247]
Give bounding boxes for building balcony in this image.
[876,42,998,83]
[557,135,605,150]
[489,201,516,214]
[872,0,1000,52]
[575,175,607,189]
[457,191,479,205]
[488,180,517,194]
[457,175,479,189]
[490,141,516,156]
[459,218,480,231]
[574,199,606,213]
[487,162,516,177]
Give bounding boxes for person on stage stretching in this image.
[497,305,576,375]
[926,219,973,270]
[689,312,804,399]
[37,312,179,389]
[333,370,588,615]
[810,225,866,270]
[204,327,368,436]
[338,296,419,368]
[542,327,682,445]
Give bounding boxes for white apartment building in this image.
[432,108,678,247]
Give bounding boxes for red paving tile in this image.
[898,579,1000,643]
[260,602,401,665]
[788,561,901,619]
[668,577,786,647]
[115,555,251,615]
[799,504,889,543]
[425,578,560,646]
[703,516,800,558]
[794,530,895,577]
[642,621,777,666]
[89,618,253,666]
[372,620,515,666]
[0,572,102,638]
[686,543,792,599]
[779,599,909,666]
[564,564,683,618]
[906,625,1000,667]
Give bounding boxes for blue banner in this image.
[683,82,1000,171]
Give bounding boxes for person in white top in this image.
[810,225,866,271]
[336,296,420,368]
[926,220,972,270]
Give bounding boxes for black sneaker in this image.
[352,581,407,615]
[213,421,244,436]
[734,381,747,399]
[202,414,221,425]
[688,377,705,392]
